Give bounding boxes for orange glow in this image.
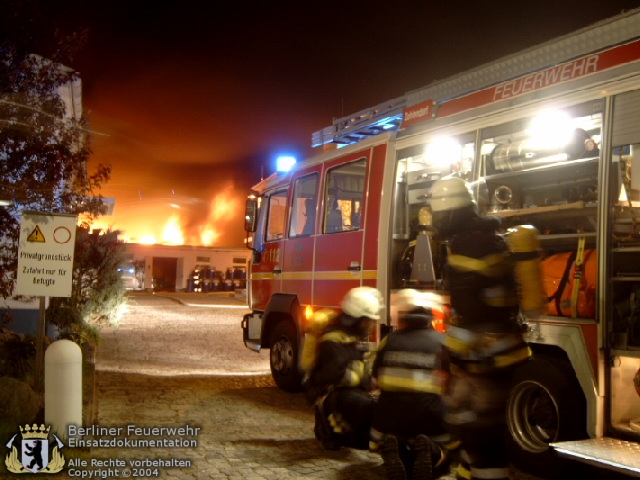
[87,181,246,246]
[199,226,219,246]
[198,184,240,245]
[139,234,158,245]
[161,215,185,245]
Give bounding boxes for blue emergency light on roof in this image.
[276,156,296,172]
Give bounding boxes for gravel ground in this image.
[96,293,269,377]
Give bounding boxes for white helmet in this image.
[341,287,384,320]
[394,289,445,317]
[430,176,475,213]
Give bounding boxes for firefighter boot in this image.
[381,435,407,480]
[411,434,433,480]
[314,403,341,450]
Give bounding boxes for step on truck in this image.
[241,8,640,477]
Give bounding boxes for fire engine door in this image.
[250,189,287,311]
[607,91,640,440]
[313,157,369,307]
[281,170,320,307]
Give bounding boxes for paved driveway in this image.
[77,292,386,479]
[31,292,560,480]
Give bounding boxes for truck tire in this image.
[269,321,303,392]
[506,355,587,476]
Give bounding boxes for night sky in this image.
[49,0,640,246]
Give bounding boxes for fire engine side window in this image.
[265,190,287,242]
[479,102,602,215]
[289,174,318,237]
[324,159,366,234]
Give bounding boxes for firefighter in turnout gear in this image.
[307,286,383,451]
[371,289,457,480]
[430,177,540,480]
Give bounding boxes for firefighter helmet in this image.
[394,289,445,316]
[430,176,476,213]
[340,286,383,320]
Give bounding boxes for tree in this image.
[0,1,111,300]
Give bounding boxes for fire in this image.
[86,181,245,246]
[199,185,239,245]
[200,226,219,246]
[139,234,158,245]
[161,214,185,245]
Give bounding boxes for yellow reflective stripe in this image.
[251,270,378,281]
[362,270,378,279]
[278,271,311,280]
[456,464,472,480]
[314,271,363,280]
[343,361,365,386]
[465,346,532,374]
[448,253,510,278]
[251,272,275,280]
[494,345,532,368]
[444,334,471,356]
[321,331,357,343]
[344,369,360,386]
[377,367,445,395]
[483,294,519,307]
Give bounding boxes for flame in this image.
[161,214,185,245]
[86,181,245,246]
[139,234,158,245]
[199,185,239,245]
[200,226,220,246]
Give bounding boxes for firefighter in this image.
[430,176,536,480]
[370,288,455,480]
[307,286,383,451]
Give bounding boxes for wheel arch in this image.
[506,347,590,475]
[261,293,302,348]
[527,322,599,438]
[525,344,589,437]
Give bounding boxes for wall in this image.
[124,243,251,291]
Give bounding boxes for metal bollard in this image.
[45,340,82,440]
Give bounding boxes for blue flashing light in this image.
[276,155,296,172]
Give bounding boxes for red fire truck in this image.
[242,8,640,476]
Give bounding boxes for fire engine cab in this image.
[242,8,640,477]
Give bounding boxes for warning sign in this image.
[27,225,46,242]
[16,212,77,297]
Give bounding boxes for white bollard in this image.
[45,340,82,440]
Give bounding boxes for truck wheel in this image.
[269,321,303,392]
[506,356,587,476]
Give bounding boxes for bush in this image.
[47,227,128,346]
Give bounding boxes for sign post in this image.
[16,212,77,390]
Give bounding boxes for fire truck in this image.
[242,8,640,477]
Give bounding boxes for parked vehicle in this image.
[242,9,640,476]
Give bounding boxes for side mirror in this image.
[244,198,258,233]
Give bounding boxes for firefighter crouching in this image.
[306,286,383,451]
[430,177,544,480]
[371,288,458,480]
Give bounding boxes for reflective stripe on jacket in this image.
[373,325,445,395]
[444,326,531,373]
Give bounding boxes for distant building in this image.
[123,243,250,292]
